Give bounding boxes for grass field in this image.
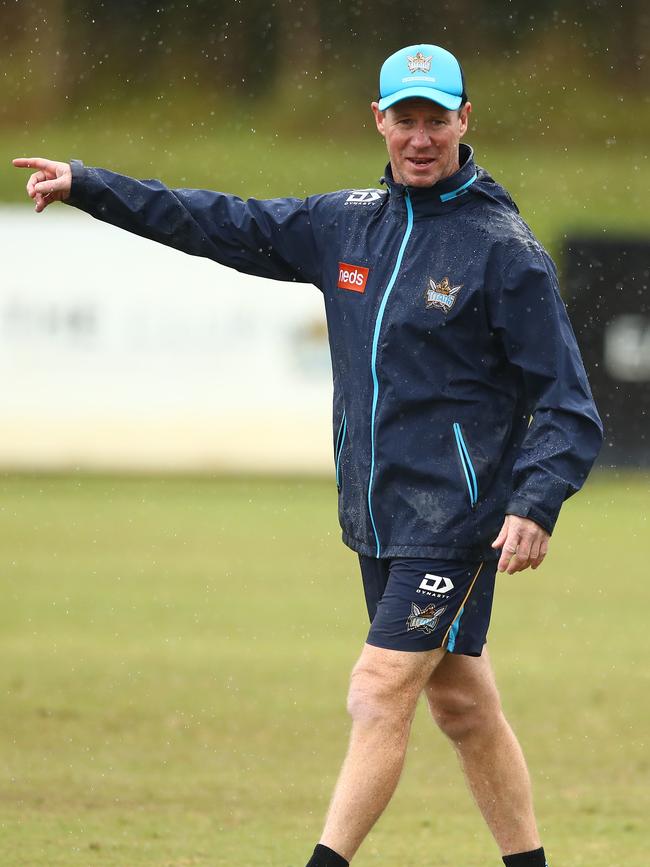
[1,471,648,866]
[3,120,650,262]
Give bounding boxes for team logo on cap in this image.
[406,602,446,635]
[425,277,462,313]
[407,51,433,74]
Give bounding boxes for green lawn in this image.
[0,472,648,866]
[3,119,650,259]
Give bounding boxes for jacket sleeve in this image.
[490,245,603,534]
[65,160,325,286]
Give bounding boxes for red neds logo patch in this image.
[338,262,369,293]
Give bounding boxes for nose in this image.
[411,125,431,148]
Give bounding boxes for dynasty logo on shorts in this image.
[418,573,454,594]
[338,262,369,293]
[406,602,447,635]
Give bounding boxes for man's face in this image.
[371,97,471,188]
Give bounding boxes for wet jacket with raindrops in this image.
[65,144,603,560]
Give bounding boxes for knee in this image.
[427,684,502,743]
[346,663,413,727]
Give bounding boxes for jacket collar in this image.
[382,143,478,217]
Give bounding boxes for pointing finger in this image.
[13,157,56,170]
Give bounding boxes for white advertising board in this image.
[0,207,334,472]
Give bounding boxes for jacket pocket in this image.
[335,411,348,492]
[453,422,478,509]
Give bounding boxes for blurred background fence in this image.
[1,0,649,471]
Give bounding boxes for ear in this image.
[371,101,386,137]
[458,101,472,138]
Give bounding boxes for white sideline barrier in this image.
[0,206,334,472]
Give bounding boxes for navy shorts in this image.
[359,556,497,656]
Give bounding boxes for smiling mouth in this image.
[406,157,435,168]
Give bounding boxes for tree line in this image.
[2,0,647,123]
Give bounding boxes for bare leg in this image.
[425,648,541,856]
[319,643,445,861]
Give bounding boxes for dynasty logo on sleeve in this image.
[345,190,383,205]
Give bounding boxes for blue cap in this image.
[378,44,466,112]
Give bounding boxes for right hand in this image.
[12,157,73,212]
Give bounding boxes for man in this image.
[14,43,602,867]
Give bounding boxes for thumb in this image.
[491,516,509,549]
[34,176,67,195]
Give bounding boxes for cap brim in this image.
[378,86,462,112]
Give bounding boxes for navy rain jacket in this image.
[66,144,603,560]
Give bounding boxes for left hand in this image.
[491,514,550,574]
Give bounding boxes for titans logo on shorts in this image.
[358,556,497,655]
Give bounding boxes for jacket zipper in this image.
[335,411,347,491]
[453,422,478,508]
[367,190,415,557]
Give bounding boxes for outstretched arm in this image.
[13,157,72,212]
[12,156,326,285]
